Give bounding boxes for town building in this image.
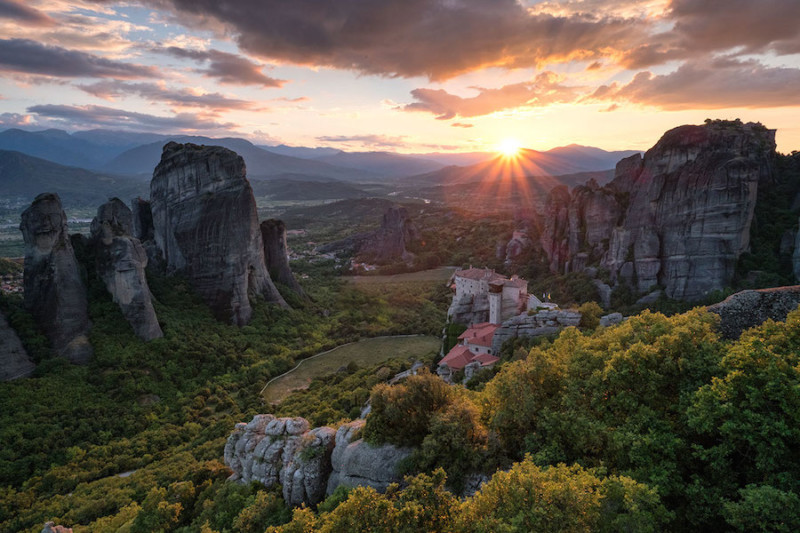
[447,267,529,326]
[437,322,500,381]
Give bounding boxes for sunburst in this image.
[497,138,522,158]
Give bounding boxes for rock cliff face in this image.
[357,207,420,264]
[490,309,582,354]
[261,219,305,297]
[150,142,285,325]
[225,415,410,507]
[90,198,163,341]
[20,193,92,364]
[707,285,800,339]
[541,121,776,300]
[0,310,34,380]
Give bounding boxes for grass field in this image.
[262,335,440,404]
[347,266,457,285]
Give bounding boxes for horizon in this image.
[0,1,798,154]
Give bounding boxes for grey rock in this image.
[635,290,662,306]
[0,310,34,380]
[150,142,286,325]
[599,312,624,328]
[707,285,800,339]
[261,219,305,297]
[91,199,162,341]
[593,279,612,309]
[541,121,776,301]
[357,206,420,264]
[42,522,72,533]
[491,310,582,354]
[20,193,92,364]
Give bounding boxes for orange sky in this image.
[0,0,799,153]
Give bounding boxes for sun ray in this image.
[497,138,521,158]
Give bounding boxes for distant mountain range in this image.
[0,150,148,207]
[0,127,641,208]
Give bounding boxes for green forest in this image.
[2,249,799,532]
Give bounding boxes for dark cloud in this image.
[160,47,285,87]
[27,104,235,132]
[125,0,643,81]
[0,39,156,78]
[77,80,258,110]
[403,72,578,119]
[622,0,800,68]
[0,112,32,127]
[316,134,408,148]
[591,59,800,109]
[0,0,53,26]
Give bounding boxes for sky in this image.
[0,0,799,153]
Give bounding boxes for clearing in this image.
[262,335,440,404]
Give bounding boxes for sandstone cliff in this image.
[541,121,776,301]
[225,415,410,507]
[20,193,92,363]
[150,142,286,325]
[261,219,305,297]
[90,198,163,341]
[0,310,34,380]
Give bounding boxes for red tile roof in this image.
[439,345,473,370]
[471,353,500,366]
[458,322,500,347]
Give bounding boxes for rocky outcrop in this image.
[357,207,420,264]
[150,142,286,325]
[261,219,305,297]
[42,522,72,533]
[448,292,490,327]
[20,193,92,364]
[327,420,412,495]
[707,285,800,339]
[490,309,581,354]
[0,310,34,380]
[504,230,532,263]
[541,121,776,301]
[225,415,410,507]
[91,199,162,341]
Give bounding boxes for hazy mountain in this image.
[261,144,342,159]
[104,136,378,181]
[0,128,125,169]
[0,150,148,207]
[408,151,493,167]
[72,129,170,149]
[403,146,640,187]
[250,177,369,200]
[313,151,445,178]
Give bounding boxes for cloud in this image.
[160,46,286,87]
[27,104,235,132]
[0,0,54,25]
[590,58,800,109]
[451,122,474,128]
[621,0,800,68]
[403,72,579,119]
[316,134,408,148]
[77,80,258,110]
[0,112,33,127]
[119,0,645,81]
[0,38,156,78]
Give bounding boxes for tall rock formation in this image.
[0,310,34,380]
[20,193,92,363]
[541,121,776,301]
[261,219,305,297]
[90,198,163,341]
[357,206,420,264]
[150,142,286,325]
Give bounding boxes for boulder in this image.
[150,142,286,325]
[327,420,411,495]
[20,193,92,364]
[90,198,162,341]
[261,219,305,297]
[599,312,624,328]
[707,285,800,339]
[42,522,72,533]
[0,310,34,380]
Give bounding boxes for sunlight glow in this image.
[497,138,522,158]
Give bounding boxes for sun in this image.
[497,138,522,158]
